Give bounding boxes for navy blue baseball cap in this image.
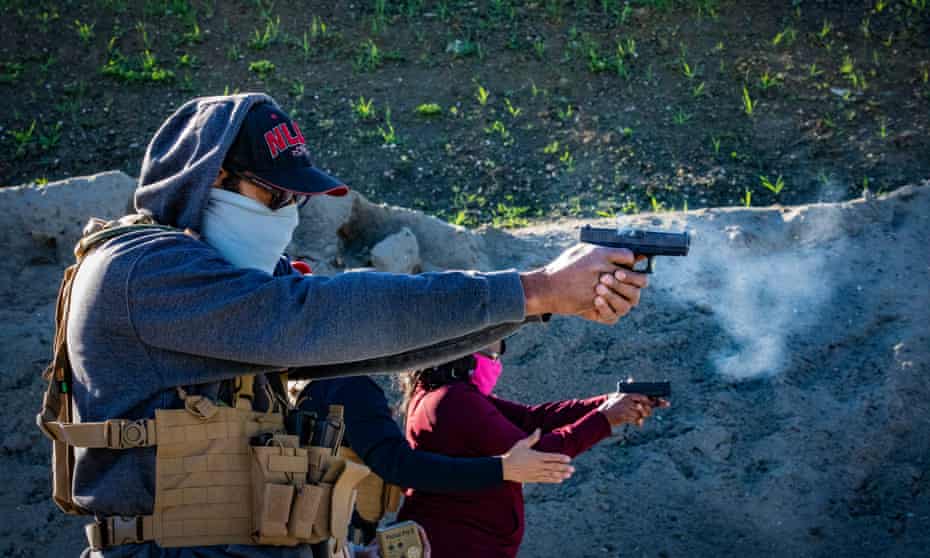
[225,102,348,197]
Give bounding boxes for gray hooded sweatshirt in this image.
[68,93,527,557]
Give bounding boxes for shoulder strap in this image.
[36,214,179,515]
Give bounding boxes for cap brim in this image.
[250,165,349,197]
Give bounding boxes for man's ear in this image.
[212,167,229,188]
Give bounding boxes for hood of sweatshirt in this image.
[133,93,275,232]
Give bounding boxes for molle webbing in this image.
[152,405,281,547]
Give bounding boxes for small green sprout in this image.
[352,97,376,120]
[248,59,276,78]
[504,98,521,117]
[378,107,398,146]
[475,83,490,106]
[711,136,721,155]
[9,120,37,158]
[743,189,752,207]
[760,175,785,195]
[673,107,692,125]
[560,150,575,172]
[742,85,756,117]
[75,20,95,43]
[542,141,559,154]
[416,103,442,117]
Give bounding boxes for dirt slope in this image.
[0,174,927,558]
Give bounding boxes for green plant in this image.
[378,107,398,146]
[532,37,545,59]
[760,174,785,195]
[248,59,275,78]
[874,0,888,13]
[673,107,691,125]
[621,127,633,138]
[416,103,442,116]
[36,8,59,32]
[485,120,513,145]
[492,202,529,228]
[743,189,752,207]
[818,19,832,41]
[681,59,697,80]
[9,120,36,158]
[290,80,305,98]
[808,63,823,77]
[227,45,243,61]
[758,71,782,90]
[181,18,203,45]
[0,61,23,83]
[355,39,382,72]
[711,136,721,155]
[372,0,388,33]
[249,17,280,50]
[560,150,575,172]
[692,81,706,97]
[352,97,376,120]
[587,44,610,73]
[741,85,756,116]
[102,50,174,83]
[310,16,328,40]
[556,104,574,121]
[840,55,855,76]
[650,196,664,212]
[878,117,888,139]
[860,16,871,39]
[772,26,796,47]
[475,83,490,106]
[75,20,95,43]
[542,140,559,154]
[504,98,521,117]
[38,121,63,151]
[177,53,196,67]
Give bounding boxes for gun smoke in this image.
[663,219,836,381]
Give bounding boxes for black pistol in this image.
[616,380,671,399]
[580,226,690,273]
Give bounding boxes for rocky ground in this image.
[0,173,927,557]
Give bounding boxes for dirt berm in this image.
[0,173,927,558]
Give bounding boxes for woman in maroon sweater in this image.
[398,340,666,558]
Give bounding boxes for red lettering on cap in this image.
[264,127,287,159]
[281,122,305,147]
[292,122,306,145]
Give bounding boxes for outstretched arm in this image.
[489,394,609,433]
[435,385,611,459]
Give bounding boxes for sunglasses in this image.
[232,171,311,211]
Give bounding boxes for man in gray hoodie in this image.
[62,93,649,557]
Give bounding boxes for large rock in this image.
[0,171,136,268]
[370,227,421,274]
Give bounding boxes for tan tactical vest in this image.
[36,215,370,552]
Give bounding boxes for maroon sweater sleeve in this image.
[437,385,611,459]
[489,394,609,432]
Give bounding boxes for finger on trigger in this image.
[603,247,636,267]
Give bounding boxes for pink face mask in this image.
[470,353,503,396]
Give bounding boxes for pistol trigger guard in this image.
[646,256,656,274]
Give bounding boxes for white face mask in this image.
[201,188,299,274]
